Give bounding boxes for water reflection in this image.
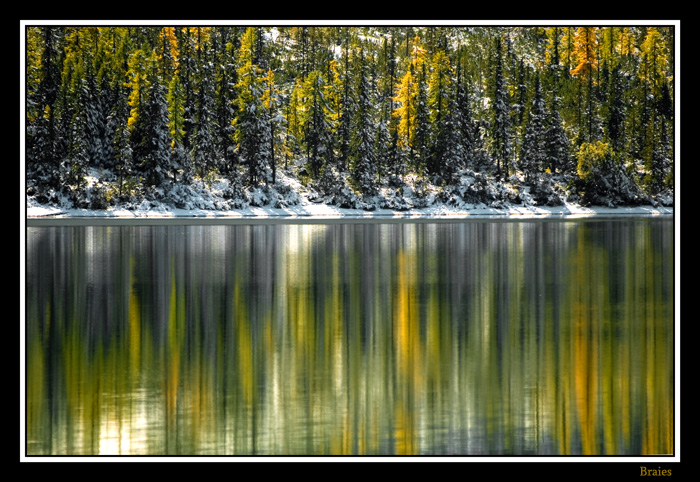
[25,219,674,456]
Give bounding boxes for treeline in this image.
[25,25,675,209]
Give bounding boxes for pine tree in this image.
[284,79,304,167]
[520,75,548,181]
[24,25,674,209]
[606,65,626,156]
[113,120,133,198]
[426,49,454,179]
[350,47,377,195]
[300,70,331,179]
[413,64,430,176]
[213,27,239,176]
[193,60,219,177]
[167,73,193,182]
[491,36,513,179]
[546,95,571,175]
[177,27,198,153]
[263,68,281,184]
[63,78,91,197]
[453,65,477,170]
[84,75,108,167]
[336,73,354,172]
[234,27,273,186]
[639,27,672,192]
[141,77,170,187]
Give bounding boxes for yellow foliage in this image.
[576,141,613,181]
[570,27,599,78]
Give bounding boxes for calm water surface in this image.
[25,218,674,456]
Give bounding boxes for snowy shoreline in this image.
[25,200,673,223]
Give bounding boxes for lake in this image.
[24,217,675,456]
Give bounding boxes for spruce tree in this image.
[234,27,273,187]
[350,47,377,196]
[491,36,513,179]
[546,95,571,175]
[141,77,170,187]
[520,75,548,182]
[606,65,626,156]
[300,70,331,179]
[213,27,239,176]
[426,50,453,179]
[413,64,430,176]
[193,60,219,177]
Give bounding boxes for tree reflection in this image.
[25,220,674,456]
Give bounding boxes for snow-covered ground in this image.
[25,167,674,221]
[25,193,673,220]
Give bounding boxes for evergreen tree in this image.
[177,27,198,152]
[213,27,239,176]
[426,49,453,178]
[350,47,377,195]
[141,77,170,187]
[167,73,193,182]
[263,68,281,184]
[336,72,354,172]
[491,36,513,179]
[605,65,626,156]
[327,57,352,172]
[453,65,477,170]
[193,60,219,177]
[393,37,429,174]
[62,78,91,197]
[24,25,674,209]
[639,27,672,192]
[113,120,133,198]
[520,75,548,181]
[234,27,273,186]
[413,64,430,175]
[300,70,331,179]
[546,95,571,175]
[284,79,304,166]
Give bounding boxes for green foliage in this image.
[576,140,613,182]
[24,24,675,209]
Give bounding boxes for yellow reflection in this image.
[393,250,421,455]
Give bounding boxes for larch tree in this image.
[570,26,599,143]
[24,25,674,211]
[393,63,418,163]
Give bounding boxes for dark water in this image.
[24,218,675,456]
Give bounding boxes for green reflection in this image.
[25,220,674,456]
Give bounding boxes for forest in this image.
[24,24,675,213]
